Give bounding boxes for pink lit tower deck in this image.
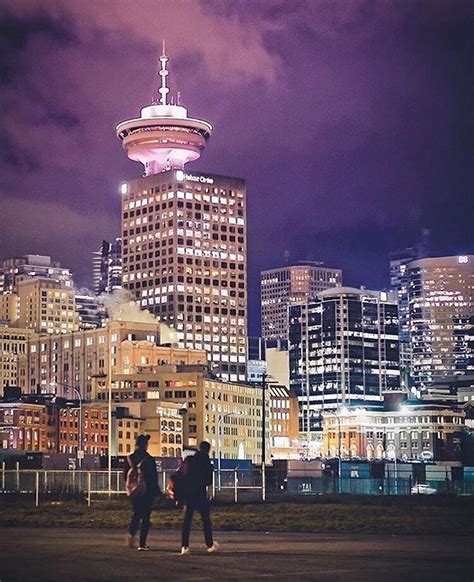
[116,47,213,176]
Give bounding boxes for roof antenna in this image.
[158,40,169,106]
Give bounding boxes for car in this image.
[411,483,437,495]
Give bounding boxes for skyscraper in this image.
[92,239,123,296]
[389,230,429,386]
[116,50,247,382]
[407,255,474,390]
[289,288,400,433]
[261,263,342,342]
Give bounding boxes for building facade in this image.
[0,327,30,395]
[268,384,300,459]
[16,278,79,335]
[94,367,267,463]
[322,399,464,463]
[289,288,400,434]
[0,255,73,295]
[389,231,429,386]
[407,255,474,390]
[92,238,123,296]
[261,264,342,342]
[120,170,247,382]
[19,320,207,399]
[0,398,108,456]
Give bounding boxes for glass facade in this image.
[408,256,474,390]
[289,288,400,433]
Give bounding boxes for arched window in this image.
[162,433,168,443]
[169,421,175,431]
[169,447,175,456]
[162,447,168,456]
[176,448,182,457]
[168,434,175,444]
[176,434,182,444]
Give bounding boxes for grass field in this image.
[1,495,473,536]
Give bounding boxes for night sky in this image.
[1,1,473,334]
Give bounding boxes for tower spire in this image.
[158,41,170,106]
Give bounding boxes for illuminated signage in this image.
[120,183,128,195]
[175,170,213,185]
[458,255,468,264]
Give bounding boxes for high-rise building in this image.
[92,239,123,295]
[0,255,73,295]
[75,292,106,329]
[261,263,342,342]
[289,287,400,434]
[407,255,474,390]
[116,50,247,382]
[389,231,429,386]
[17,278,79,335]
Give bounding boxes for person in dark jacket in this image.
[125,434,160,551]
[180,441,219,554]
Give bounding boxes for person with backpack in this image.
[179,441,219,555]
[124,434,160,551]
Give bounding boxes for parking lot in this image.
[0,528,473,581]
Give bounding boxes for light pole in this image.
[51,382,83,469]
[324,409,344,493]
[216,411,242,491]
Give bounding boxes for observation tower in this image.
[116,48,213,176]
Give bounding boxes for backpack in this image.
[126,457,147,497]
[166,458,191,505]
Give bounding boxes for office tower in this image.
[407,255,474,390]
[116,50,247,381]
[289,288,400,433]
[92,239,123,295]
[0,255,73,295]
[261,263,342,342]
[75,292,106,330]
[389,230,429,386]
[17,278,78,335]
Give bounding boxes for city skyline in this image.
[1,1,473,336]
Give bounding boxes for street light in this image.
[216,411,243,491]
[50,382,83,469]
[323,408,346,493]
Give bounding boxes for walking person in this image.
[125,434,160,551]
[180,441,219,555]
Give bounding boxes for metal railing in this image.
[0,467,266,506]
[1,467,473,507]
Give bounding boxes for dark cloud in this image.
[1,0,473,331]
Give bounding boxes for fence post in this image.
[1,461,5,490]
[116,470,120,493]
[211,469,216,500]
[35,471,40,507]
[234,469,238,503]
[262,463,266,502]
[162,470,167,494]
[16,461,20,491]
[44,470,48,494]
[87,472,91,507]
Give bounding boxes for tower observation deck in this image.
[116,49,212,176]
